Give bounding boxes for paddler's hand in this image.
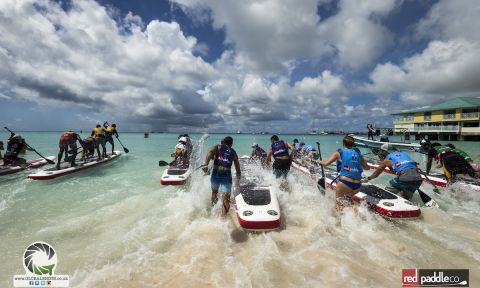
[361,176,369,183]
[201,164,208,173]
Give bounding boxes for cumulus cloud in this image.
[0,0,218,130]
[173,0,397,71]
[364,38,480,107]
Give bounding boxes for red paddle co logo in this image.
[402,269,469,287]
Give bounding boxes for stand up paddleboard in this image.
[28,151,121,180]
[291,160,421,219]
[0,156,56,177]
[160,164,192,185]
[233,156,281,231]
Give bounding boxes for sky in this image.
[0,0,479,133]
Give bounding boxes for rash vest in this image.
[271,140,289,159]
[214,145,236,168]
[6,139,25,156]
[339,148,363,180]
[294,143,302,151]
[386,152,417,174]
[255,146,267,157]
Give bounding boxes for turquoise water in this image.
[1,132,479,287]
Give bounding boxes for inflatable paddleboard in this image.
[233,156,281,231]
[0,156,55,177]
[28,152,121,180]
[291,160,421,219]
[160,165,192,185]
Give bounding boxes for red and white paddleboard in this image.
[291,161,421,219]
[0,156,56,177]
[234,156,281,231]
[160,166,192,185]
[366,162,480,192]
[28,152,121,180]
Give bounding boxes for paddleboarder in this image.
[56,131,84,169]
[2,134,30,166]
[266,135,295,179]
[91,124,107,159]
[202,136,241,218]
[363,144,423,201]
[103,122,119,155]
[319,135,369,211]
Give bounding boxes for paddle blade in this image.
[158,160,169,166]
[317,177,326,194]
[123,147,129,153]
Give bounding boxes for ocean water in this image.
[0,132,479,287]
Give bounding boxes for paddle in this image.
[115,135,129,153]
[417,188,439,208]
[316,142,326,194]
[4,127,55,165]
[158,160,170,166]
[417,167,441,194]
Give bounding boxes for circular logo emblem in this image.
[23,242,57,276]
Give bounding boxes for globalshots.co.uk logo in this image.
[402,269,469,287]
[13,242,69,287]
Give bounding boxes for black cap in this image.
[293,139,299,143]
[223,136,233,146]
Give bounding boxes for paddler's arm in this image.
[284,141,295,152]
[319,151,340,167]
[426,153,433,175]
[202,146,216,172]
[114,129,119,138]
[266,148,273,165]
[90,130,95,137]
[360,155,369,170]
[366,159,389,180]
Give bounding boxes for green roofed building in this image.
[392,97,480,141]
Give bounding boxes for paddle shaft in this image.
[316,142,326,193]
[417,168,440,193]
[4,127,55,164]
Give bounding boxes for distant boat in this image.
[319,131,328,135]
[307,130,317,135]
[237,130,242,134]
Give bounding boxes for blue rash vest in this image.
[339,148,363,180]
[255,146,267,157]
[271,140,289,159]
[386,152,417,174]
[214,145,236,168]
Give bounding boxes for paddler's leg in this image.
[210,169,220,206]
[56,142,67,169]
[219,181,233,218]
[69,143,78,167]
[335,180,360,212]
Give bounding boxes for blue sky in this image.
[1,0,479,133]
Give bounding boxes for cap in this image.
[252,143,258,148]
[293,139,299,143]
[178,137,187,143]
[380,143,393,151]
